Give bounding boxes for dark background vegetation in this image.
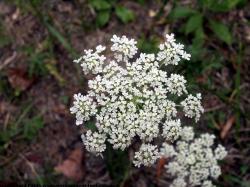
[0,0,249,186]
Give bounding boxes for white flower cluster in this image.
[70,94,97,125]
[70,33,206,167]
[81,130,106,156]
[73,45,106,74]
[111,35,137,61]
[166,74,187,96]
[157,33,191,65]
[161,127,227,187]
[181,93,204,122]
[162,119,182,142]
[133,144,160,167]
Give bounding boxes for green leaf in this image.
[193,26,205,48]
[138,36,159,53]
[90,0,111,10]
[209,20,232,45]
[115,6,135,23]
[96,10,110,27]
[190,26,206,61]
[169,6,196,20]
[185,13,203,35]
[85,121,97,131]
[23,116,44,140]
[44,22,76,56]
[136,0,145,5]
[202,0,245,12]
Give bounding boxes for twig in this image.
[19,153,43,185]
[0,52,17,70]
[204,104,225,113]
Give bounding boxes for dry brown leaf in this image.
[196,75,207,84]
[156,157,167,179]
[220,115,236,139]
[7,68,34,91]
[54,148,85,181]
[52,102,69,115]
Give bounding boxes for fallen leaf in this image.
[7,68,34,91]
[156,157,167,179]
[196,75,207,84]
[220,115,236,139]
[52,102,69,115]
[54,148,85,181]
[25,153,43,165]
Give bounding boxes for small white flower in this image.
[180,126,194,141]
[111,35,137,61]
[133,144,160,167]
[214,144,227,160]
[162,131,227,187]
[70,93,97,125]
[81,130,106,156]
[166,33,176,44]
[108,127,133,150]
[136,122,159,142]
[75,45,106,74]
[199,133,216,147]
[210,165,221,179]
[162,119,182,141]
[181,93,204,122]
[162,100,177,119]
[161,143,176,157]
[202,180,215,187]
[166,74,187,96]
[156,34,190,66]
[170,177,187,187]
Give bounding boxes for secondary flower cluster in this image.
[70,34,226,185]
[161,127,227,187]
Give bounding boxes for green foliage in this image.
[200,0,247,12]
[104,143,130,185]
[185,13,203,35]
[169,6,196,19]
[90,0,111,10]
[85,120,97,131]
[192,27,205,47]
[59,95,69,105]
[96,10,111,27]
[167,0,236,82]
[89,0,112,27]
[0,104,44,152]
[29,52,49,77]
[22,46,49,77]
[9,0,43,14]
[0,123,19,147]
[0,74,15,99]
[89,0,135,27]
[209,20,232,45]
[0,21,12,48]
[23,116,43,141]
[223,174,250,187]
[44,22,76,56]
[115,6,135,23]
[136,0,145,5]
[138,36,159,53]
[45,63,66,86]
